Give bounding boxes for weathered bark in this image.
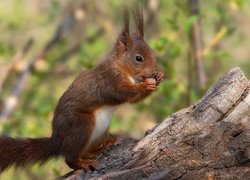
[62,67,250,180]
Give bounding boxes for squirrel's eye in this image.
[134,54,144,63]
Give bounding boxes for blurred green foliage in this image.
[0,0,250,179]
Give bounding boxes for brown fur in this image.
[0,136,60,172]
[0,8,164,172]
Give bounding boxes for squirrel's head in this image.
[113,8,158,83]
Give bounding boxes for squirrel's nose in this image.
[145,68,157,78]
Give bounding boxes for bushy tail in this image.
[0,136,61,172]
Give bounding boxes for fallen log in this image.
[63,67,250,180]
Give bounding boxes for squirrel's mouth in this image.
[133,76,144,84]
[132,74,157,84]
[134,75,152,83]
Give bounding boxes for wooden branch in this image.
[62,67,250,180]
[202,26,227,57]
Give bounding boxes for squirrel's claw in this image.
[156,72,164,85]
[146,84,157,91]
[76,159,100,172]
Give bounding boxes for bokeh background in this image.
[0,0,250,179]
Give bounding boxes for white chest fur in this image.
[90,106,117,143]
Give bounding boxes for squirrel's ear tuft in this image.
[116,9,133,52]
[133,6,144,39]
[123,8,130,36]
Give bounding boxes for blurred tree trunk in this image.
[209,4,227,82]
[188,0,207,93]
[62,67,250,180]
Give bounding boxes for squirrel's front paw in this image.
[155,71,164,85]
[141,79,157,91]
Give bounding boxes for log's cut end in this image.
[63,67,250,180]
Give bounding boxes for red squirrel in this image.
[0,9,164,172]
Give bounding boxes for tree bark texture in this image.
[63,67,250,180]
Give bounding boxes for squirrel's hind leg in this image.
[62,114,95,170]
